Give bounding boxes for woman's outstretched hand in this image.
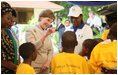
[46,27,56,36]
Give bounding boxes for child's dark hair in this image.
[105,13,117,28]
[83,39,100,54]
[12,8,17,17]
[94,38,103,42]
[19,42,36,59]
[62,31,77,49]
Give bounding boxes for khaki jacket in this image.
[25,24,53,68]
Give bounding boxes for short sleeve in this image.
[89,44,102,73]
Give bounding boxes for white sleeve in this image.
[74,25,93,54]
[82,25,93,39]
[64,26,73,32]
[87,18,93,27]
[87,18,91,24]
[94,16,102,27]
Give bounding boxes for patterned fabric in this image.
[1,2,11,7]
[1,2,12,15]
[1,33,15,74]
[4,28,18,65]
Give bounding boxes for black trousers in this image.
[101,67,117,74]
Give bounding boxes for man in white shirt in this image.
[87,11,102,33]
[65,5,93,54]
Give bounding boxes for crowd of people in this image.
[1,1,117,74]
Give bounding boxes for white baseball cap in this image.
[68,5,82,17]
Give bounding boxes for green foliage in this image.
[61,17,72,26]
[22,16,38,32]
[61,18,69,24]
[51,23,59,51]
[93,27,107,38]
[51,1,73,18]
[51,31,59,49]
[92,28,102,38]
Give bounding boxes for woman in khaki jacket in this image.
[25,9,55,74]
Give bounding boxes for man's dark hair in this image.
[12,8,17,17]
[58,18,62,21]
[19,42,36,59]
[107,22,117,40]
[62,31,77,49]
[105,13,117,28]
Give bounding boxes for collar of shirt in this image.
[57,23,62,28]
[36,24,44,31]
[70,23,85,32]
[101,39,117,44]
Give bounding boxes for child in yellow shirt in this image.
[89,3,117,74]
[89,23,117,74]
[16,42,37,74]
[51,31,90,74]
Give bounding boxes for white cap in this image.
[68,5,82,17]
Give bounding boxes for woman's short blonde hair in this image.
[38,9,55,21]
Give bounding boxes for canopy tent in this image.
[6,1,64,11]
[67,1,117,6]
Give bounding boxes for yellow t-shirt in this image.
[16,63,36,74]
[89,40,117,73]
[51,52,90,74]
[102,29,109,40]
